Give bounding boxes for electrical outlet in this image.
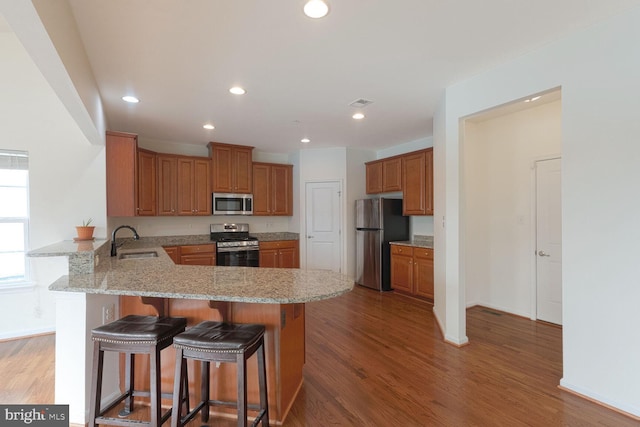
[94,254,100,267]
[102,304,115,324]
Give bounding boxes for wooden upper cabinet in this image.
[192,159,212,215]
[106,131,149,217]
[366,160,383,194]
[253,162,293,216]
[366,157,402,194]
[157,154,211,216]
[106,131,136,216]
[209,142,253,193]
[136,149,157,216]
[157,155,178,216]
[402,148,433,216]
[382,157,402,192]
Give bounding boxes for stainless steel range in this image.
[210,223,259,267]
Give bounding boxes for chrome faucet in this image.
[110,225,140,256]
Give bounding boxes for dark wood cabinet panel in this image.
[136,149,157,216]
[391,244,434,301]
[382,157,402,192]
[390,245,413,293]
[366,160,383,194]
[253,162,293,216]
[259,240,299,268]
[209,142,253,193]
[163,246,179,264]
[157,155,178,216]
[106,131,138,217]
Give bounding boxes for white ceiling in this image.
[61,0,637,153]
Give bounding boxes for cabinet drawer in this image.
[391,245,413,256]
[414,248,433,259]
[259,240,296,250]
[180,244,215,254]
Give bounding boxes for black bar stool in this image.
[89,315,188,427]
[170,321,269,427]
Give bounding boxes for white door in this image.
[535,158,562,325]
[305,181,342,272]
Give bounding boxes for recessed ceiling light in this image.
[301,138,311,143]
[229,86,246,95]
[352,113,365,120]
[304,0,329,18]
[203,124,215,130]
[122,96,139,103]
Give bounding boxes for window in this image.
[0,150,30,287]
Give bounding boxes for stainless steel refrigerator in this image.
[355,198,409,291]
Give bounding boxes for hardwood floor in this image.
[0,286,635,426]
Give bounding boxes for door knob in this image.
[538,250,550,257]
[307,235,314,239]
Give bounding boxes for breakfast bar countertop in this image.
[43,241,353,304]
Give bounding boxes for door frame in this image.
[302,179,344,272]
[529,154,562,321]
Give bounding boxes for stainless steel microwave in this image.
[212,193,253,215]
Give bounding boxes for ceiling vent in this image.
[349,98,374,108]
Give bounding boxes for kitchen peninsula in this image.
[29,238,353,426]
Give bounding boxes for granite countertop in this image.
[390,235,434,249]
[35,238,352,304]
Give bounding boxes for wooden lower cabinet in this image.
[259,240,299,268]
[163,244,215,265]
[119,296,305,425]
[390,244,434,301]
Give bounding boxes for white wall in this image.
[464,100,562,315]
[436,6,640,416]
[0,32,107,338]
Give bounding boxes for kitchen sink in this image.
[118,251,158,260]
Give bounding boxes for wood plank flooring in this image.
[0,286,635,426]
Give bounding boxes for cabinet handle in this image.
[307,235,314,239]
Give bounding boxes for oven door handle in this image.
[216,246,260,253]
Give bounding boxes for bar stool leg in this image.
[237,354,247,427]
[201,361,210,422]
[121,352,135,416]
[171,347,184,427]
[88,341,103,427]
[150,345,161,427]
[257,341,269,427]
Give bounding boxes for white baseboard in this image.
[0,326,55,341]
[559,378,640,419]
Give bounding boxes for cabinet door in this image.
[106,131,138,217]
[136,149,157,216]
[211,144,233,192]
[414,248,434,300]
[177,158,195,215]
[259,248,278,268]
[271,164,293,216]
[390,246,413,293]
[157,155,177,216]
[383,157,402,192]
[163,246,179,264]
[193,159,211,215]
[252,163,271,215]
[402,151,427,215]
[366,160,383,194]
[234,147,253,193]
[425,148,434,215]
[278,246,299,268]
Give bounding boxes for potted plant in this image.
[75,218,95,241]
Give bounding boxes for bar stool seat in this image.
[171,321,269,427]
[89,315,188,427]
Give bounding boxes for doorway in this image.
[535,157,562,325]
[304,181,342,272]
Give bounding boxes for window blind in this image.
[0,150,29,170]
